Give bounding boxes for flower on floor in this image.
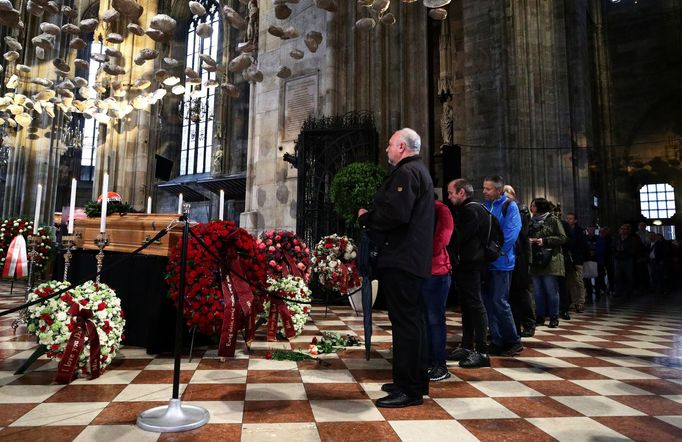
[309,331,361,355]
[26,280,125,380]
[258,230,312,282]
[310,234,361,294]
[165,220,268,337]
[0,218,55,277]
[261,275,312,339]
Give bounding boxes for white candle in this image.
[178,193,183,215]
[147,196,152,214]
[219,189,224,221]
[67,178,77,234]
[100,173,109,233]
[33,184,42,235]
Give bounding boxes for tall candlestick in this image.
[33,184,42,235]
[68,178,77,234]
[219,189,224,221]
[100,173,109,233]
[147,196,152,214]
[178,193,183,215]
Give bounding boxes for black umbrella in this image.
[357,230,377,360]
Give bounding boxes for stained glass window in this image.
[180,0,220,175]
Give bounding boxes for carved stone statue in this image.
[246,0,259,49]
[440,97,454,146]
[213,146,223,173]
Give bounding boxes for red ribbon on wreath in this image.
[55,303,101,384]
[218,257,257,357]
[266,291,296,341]
[336,262,361,294]
[282,251,302,279]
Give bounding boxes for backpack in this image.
[467,202,505,262]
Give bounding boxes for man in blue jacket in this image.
[482,176,523,356]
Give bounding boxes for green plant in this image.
[84,200,137,218]
[330,162,386,225]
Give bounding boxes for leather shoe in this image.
[376,392,423,408]
[381,383,428,395]
[560,311,571,320]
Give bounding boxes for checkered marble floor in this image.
[0,282,680,442]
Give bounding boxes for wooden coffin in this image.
[73,213,184,256]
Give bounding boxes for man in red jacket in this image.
[422,197,454,381]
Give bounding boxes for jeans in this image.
[380,268,429,397]
[482,270,520,347]
[533,275,560,318]
[456,263,488,353]
[421,274,451,366]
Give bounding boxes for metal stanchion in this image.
[137,203,209,433]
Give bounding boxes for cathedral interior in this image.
[0,0,680,440]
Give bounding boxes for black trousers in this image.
[558,275,570,313]
[380,268,429,397]
[509,281,536,333]
[455,263,488,353]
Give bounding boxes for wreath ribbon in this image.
[282,251,301,278]
[2,235,28,279]
[55,304,101,383]
[218,257,256,357]
[266,295,296,342]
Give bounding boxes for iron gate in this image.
[290,112,379,249]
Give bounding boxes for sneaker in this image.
[549,316,559,328]
[520,327,535,337]
[428,365,451,382]
[575,304,585,313]
[459,352,491,368]
[560,311,571,320]
[446,347,472,361]
[499,342,524,357]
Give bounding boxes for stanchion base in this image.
[137,399,209,433]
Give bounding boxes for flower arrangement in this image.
[166,221,268,337]
[308,331,361,356]
[259,230,312,282]
[26,280,125,380]
[311,234,361,294]
[260,276,312,339]
[0,218,55,276]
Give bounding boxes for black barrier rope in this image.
[0,220,176,318]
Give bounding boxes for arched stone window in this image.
[78,38,105,182]
[179,0,221,176]
[639,183,676,219]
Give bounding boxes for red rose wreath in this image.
[166,221,267,356]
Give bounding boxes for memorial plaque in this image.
[283,74,318,141]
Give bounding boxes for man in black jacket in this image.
[358,128,434,408]
[445,178,490,368]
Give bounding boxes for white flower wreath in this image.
[310,234,361,294]
[26,280,125,377]
[260,276,312,339]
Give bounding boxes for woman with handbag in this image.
[528,198,567,328]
